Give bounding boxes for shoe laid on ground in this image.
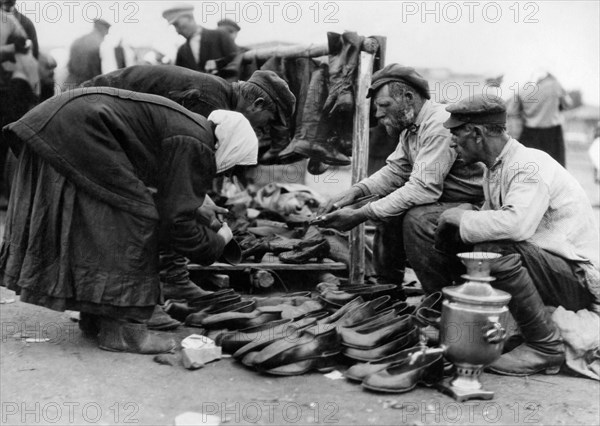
[362,351,444,393]
[98,318,176,354]
[344,345,422,382]
[487,342,565,376]
[342,326,420,362]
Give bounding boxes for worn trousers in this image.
[373,202,464,286]
[432,225,593,311]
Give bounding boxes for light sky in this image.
[15,0,600,106]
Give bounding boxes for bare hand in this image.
[438,207,467,228]
[317,187,364,216]
[313,208,367,232]
[205,60,218,74]
[217,223,233,245]
[196,204,229,231]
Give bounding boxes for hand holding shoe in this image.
[313,208,368,232]
[317,186,364,216]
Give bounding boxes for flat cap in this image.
[444,94,507,129]
[162,2,194,25]
[368,64,430,99]
[247,71,296,126]
[217,19,241,32]
[93,19,111,28]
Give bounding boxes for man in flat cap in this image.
[162,3,237,77]
[317,64,484,291]
[64,19,111,87]
[83,65,295,326]
[217,19,241,42]
[434,93,599,375]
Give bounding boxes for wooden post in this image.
[349,50,376,284]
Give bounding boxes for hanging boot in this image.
[486,254,565,376]
[322,32,364,116]
[279,65,350,166]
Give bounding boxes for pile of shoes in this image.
[318,282,406,310]
[240,226,332,265]
[341,291,447,393]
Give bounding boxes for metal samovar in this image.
[414,252,512,401]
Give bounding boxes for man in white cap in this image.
[162,2,237,77]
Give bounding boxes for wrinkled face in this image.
[373,85,415,132]
[449,124,480,164]
[172,15,197,39]
[242,99,276,130]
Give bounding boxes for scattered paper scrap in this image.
[182,347,222,370]
[174,411,220,426]
[323,370,344,380]
[25,338,50,343]
[181,334,217,350]
[0,298,15,304]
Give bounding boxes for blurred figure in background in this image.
[64,19,111,88]
[162,3,237,77]
[38,52,57,101]
[1,0,38,59]
[507,69,572,166]
[217,19,241,43]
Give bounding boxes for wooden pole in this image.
[349,51,376,284]
[242,43,328,61]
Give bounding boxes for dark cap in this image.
[247,71,296,126]
[217,19,241,32]
[93,19,111,28]
[367,64,430,99]
[162,2,194,25]
[444,94,507,129]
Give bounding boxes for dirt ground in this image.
[1,148,599,426]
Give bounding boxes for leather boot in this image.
[146,305,181,331]
[79,313,100,338]
[97,318,176,354]
[279,240,330,264]
[307,159,329,176]
[279,65,350,166]
[487,254,565,376]
[322,32,364,116]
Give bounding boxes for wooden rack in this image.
[192,35,385,282]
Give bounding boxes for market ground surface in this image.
[1,147,599,426]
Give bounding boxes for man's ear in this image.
[252,97,265,110]
[404,90,415,104]
[472,125,485,142]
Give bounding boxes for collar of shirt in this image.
[406,99,431,134]
[489,137,517,171]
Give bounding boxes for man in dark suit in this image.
[162,3,237,78]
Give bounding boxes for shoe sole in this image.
[486,364,561,376]
[361,381,418,393]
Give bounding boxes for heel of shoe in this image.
[544,365,561,375]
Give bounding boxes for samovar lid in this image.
[442,282,511,305]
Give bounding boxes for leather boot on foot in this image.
[162,279,212,303]
[98,318,176,354]
[146,305,181,331]
[488,339,565,376]
[79,313,100,338]
[484,253,565,376]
